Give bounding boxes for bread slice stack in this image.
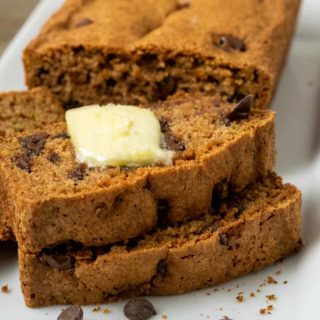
[0,0,302,309]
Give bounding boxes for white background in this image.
[0,0,319,319]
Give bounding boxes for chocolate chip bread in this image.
[19,173,301,307]
[0,87,64,241]
[0,96,274,252]
[23,0,301,109]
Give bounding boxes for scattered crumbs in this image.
[206,292,211,296]
[238,291,244,295]
[220,316,233,320]
[259,283,266,287]
[275,270,282,275]
[1,285,9,294]
[236,294,245,303]
[257,289,261,293]
[214,288,220,292]
[92,306,101,312]
[236,284,240,288]
[227,288,232,292]
[250,292,256,298]
[267,276,278,284]
[260,305,273,315]
[266,294,277,301]
[162,315,168,320]
[283,280,288,284]
[103,308,111,315]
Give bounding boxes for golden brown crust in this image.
[0,87,64,241]
[23,0,301,108]
[0,96,275,252]
[19,174,302,307]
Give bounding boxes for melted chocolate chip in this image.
[226,95,253,121]
[124,298,156,320]
[164,132,185,152]
[212,34,246,52]
[58,305,83,320]
[68,164,88,181]
[156,260,167,277]
[11,153,31,172]
[219,233,229,246]
[74,18,93,28]
[47,152,61,164]
[42,254,75,270]
[18,132,49,157]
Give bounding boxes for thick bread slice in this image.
[0,96,274,252]
[23,0,301,109]
[0,87,64,241]
[19,173,301,307]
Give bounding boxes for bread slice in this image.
[23,0,301,109]
[19,173,301,307]
[0,95,274,252]
[0,87,64,241]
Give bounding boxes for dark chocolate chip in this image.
[164,132,185,152]
[47,152,61,164]
[156,260,167,277]
[57,305,83,320]
[106,78,117,87]
[159,118,170,133]
[68,164,88,181]
[52,132,70,140]
[137,53,158,68]
[11,153,31,172]
[18,132,49,157]
[36,67,49,77]
[43,254,75,270]
[156,76,177,100]
[226,95,253,121]
[74,18,93,28]
[124,298,156,320]
[212,34,246,52]
[157,199,169,228]
[219,233,229,246]
[64,100,81,110]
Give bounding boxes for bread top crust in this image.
[25,0,301,77]
[0,95,274,200]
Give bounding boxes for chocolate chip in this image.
[11,153,32,172]
[43,254,75,270]
[57,305,83,320]
[47,152,61,164]
[164,132,185,152]
[124,298,156,320]
[74,18,93,28]
[68,164,88,181]
[219,233,229,246]
[64,100,81,110]
[227,95,253,121]
[212,34,246,52]
[156,76,177,100]
[36,67,48,77]
[156,260,167,277]
[157,199,169,228]
[18,132,49,157]
[159,118,170,133]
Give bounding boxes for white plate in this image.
[0,0,320,319]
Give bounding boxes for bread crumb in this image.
[220,317,232,320]
[260,305,273,315]
[1,285,9,294]
[227,288,231,292]
[92,306,101,312]
[257,289,261,293]
[267,276,278,284]
[266,294,277,301]
[206,292,211,296]
[275,270,282,275]
[236,294,245,303]
[250,292,255,297]
[283,280,288,284]
[162,315,168,319]
[103,308,111,315]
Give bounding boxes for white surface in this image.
[0,0,320,319]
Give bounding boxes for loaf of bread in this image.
[23,0,301,109]
[19,173,301,306]
[0,87,64,241]
[0,95,274,252]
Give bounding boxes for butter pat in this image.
[66,104,173,167]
